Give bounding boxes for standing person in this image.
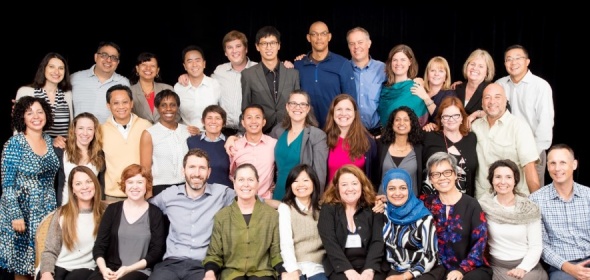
[478,159,547,280]
[294,21,356,129]
[203,163,286,280]
[15,52,73,145]
[229,104,277,199]
[101,84,152,201]
[277,164,327,280]
[496,44,554,187]
[381,168,444,280]
[346,27,386,136]
[269,90,328,199]
[454,49,495,123]
[317,165,386,280]
[174,45,220,136]
[324,94,378,187]
[0,96,60,280]
[129,52,174,124]
[89,164,166,280]
[187,105,232,188]
[377,44,428,128]
[421,152,492,280]
[148,149,236,280]
[139,89,190,197]
[71,41,130,123]
[241,25,300,134]
[471,83,539,199]
[377,106,424,196]
[422,96,477,197]
[54,112,105,206]
[411,56,456,130]
[37,166,107,280]
[529,144,590,280]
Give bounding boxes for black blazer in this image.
[317,203,385,277]
[455,81,491,115]
[53,147,106,205]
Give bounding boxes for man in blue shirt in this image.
[346,27,386,136]
[529,144,590,280]
[294,21,356,129]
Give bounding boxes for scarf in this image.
[478,193,541,225]
[382,168,431,225]
[378,79,428,127]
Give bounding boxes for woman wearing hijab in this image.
[382,168,444,280]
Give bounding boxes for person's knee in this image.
[549,269,576,280]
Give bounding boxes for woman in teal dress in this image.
[378,44,429,128]
[0,96,59,279]
[270,90,328,200]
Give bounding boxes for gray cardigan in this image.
[270,124,329,192]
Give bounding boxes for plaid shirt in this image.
[529,183,590,269]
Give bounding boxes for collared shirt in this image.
[212,59,258,129]
[149,183,236,261]
[262,62,280,102]
[147,122,191,185]
[496,70,554,152]
[71,65,130,123]
[471,110,539,199]
[229,134,277,199]
[174,75,221,130]
[199,133,226,142]
[351,58,386,130]
[529,183,590,269]
[112,114,133,140]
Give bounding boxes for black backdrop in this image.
[2,6,581,186]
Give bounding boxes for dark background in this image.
[2,7,581,185]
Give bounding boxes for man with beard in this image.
[148,148,236,280]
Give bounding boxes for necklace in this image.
[391,143,410,152]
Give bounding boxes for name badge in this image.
[345,233,362,248]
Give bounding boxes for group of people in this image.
[1,18,588,280]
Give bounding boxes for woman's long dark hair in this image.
[282,164,322,220]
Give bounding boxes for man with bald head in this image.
[294,21,356,129]
[471,83,540,199]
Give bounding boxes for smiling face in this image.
[466,57,487,84]
[74,117,95,148]
[234,166,259,200]
[183,155,211,192]
[482,83,507,119]
[390,51,411,78]
[157,96,179,124]
[386,178,409,206]
[71,171,96,204]
[291,171,314,199]
[107,90,133,123]
[426,62,447,87]
[136,58,160,82]
[504,48,530,79]
[256,35,280,62]
[429,160,457,195]
[392,110,411,136]
[440,105,462,132]
[547,148,578,186]
[225,38,248,66]
[286,93,310,123]
[241,107,266,136]
[333,99,355,130]
[94,45,120,75]
[347,29,371,64]
[183,50,206,79]
[203,111,223,136]
[45,57,65,86]
[124,174,147,201]
[491,166,516,196]
[307,22,331,53]
[337,172,362,206]
[24,101,47,133]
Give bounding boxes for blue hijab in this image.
[382,168,431,225]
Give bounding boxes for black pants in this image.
[36,266,94,280]
[88,269,148,280]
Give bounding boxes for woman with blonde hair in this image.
[454,49,496,124]
[38,166,107,280]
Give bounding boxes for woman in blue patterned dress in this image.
[0,96,60,280]
[420,152,492,280]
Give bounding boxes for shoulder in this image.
[16,86,35,99]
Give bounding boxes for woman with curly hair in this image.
[378,106,424,195]
[0,96,60,280]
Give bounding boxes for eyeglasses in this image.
[441,114,461,121]
[309,31,330,38]
[505,56,526,63]
[429,169,454,179]
[258,41,279,48]
[287,101,310,109]
[97,52,120,62]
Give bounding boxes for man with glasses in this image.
[496,45,554,187]
[471,83,540,199]
[241,25,300,134]
[294,21,356,129]
[71,41,130,123]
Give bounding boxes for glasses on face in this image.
[258,41,279,48]
[430,169,454,179]
[505,56,526,63]
[287,101,310,109]
[441,114,461,121]
[97,52,120,62]
[309,31,330,38]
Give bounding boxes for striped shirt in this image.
[529,183,590,269]
[33,88,70,137]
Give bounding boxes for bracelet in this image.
[425,100,434,107]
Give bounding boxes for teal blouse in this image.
[273,130,303,200]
